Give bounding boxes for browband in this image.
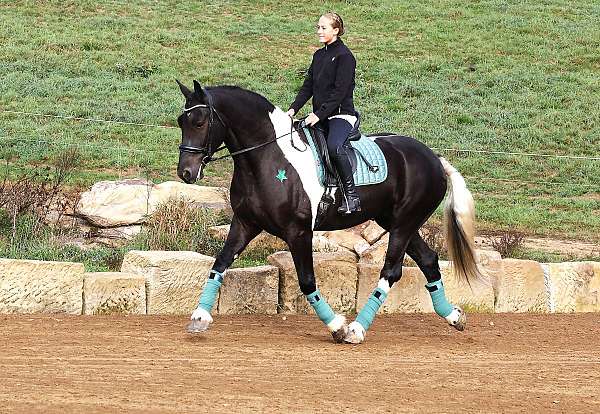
[183,104,208,112]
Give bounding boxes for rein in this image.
[179,89,303,165]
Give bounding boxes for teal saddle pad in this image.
[302,127,388,187]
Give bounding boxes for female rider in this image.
[287,12,360,215]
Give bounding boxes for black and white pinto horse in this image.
[176,80,483,344]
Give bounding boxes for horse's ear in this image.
[193,80,206,99]
[176,79,193,99]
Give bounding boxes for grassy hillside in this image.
[0,0,598,240]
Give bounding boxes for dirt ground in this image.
[1,313,599,414]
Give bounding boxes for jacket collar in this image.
[324,38,343,51]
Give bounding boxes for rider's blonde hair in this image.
[322,12,345,36]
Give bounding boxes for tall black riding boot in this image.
[332,147,361,215]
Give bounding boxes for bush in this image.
[419,223,448,259]
[0,210,128,272]
[0,148,80,237]
[135,198,229,255]
[490,229,525,257]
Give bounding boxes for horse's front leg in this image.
[345,226,411,344]
[187,215,260,333]
[287,230,348,343]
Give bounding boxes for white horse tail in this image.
[439,157,484,287]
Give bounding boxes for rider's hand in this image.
[286,109,295,118]
[306,112,320,126]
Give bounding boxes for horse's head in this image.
[176,80,225,184]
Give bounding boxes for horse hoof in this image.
[187,308,213,334]
[344,321,365,344]
[331,324,348,343]
[186,319,210,333]
[446,306,467,332]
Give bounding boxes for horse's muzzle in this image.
[181,169,193,184]
[179,167,199,184]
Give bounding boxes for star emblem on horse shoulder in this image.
[275,169,287,182]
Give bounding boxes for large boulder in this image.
[361,221,387,244]
[83,272,146,315]
[541,262,596,312]
[152,181,229,211]
[311,234,341,252]
[268,250,358,314]
[75,179,151,226]
[208,225,287,252]
[356,234,419,266]
[121,250,214,314]
[76,179,229,227]
[322,229,367,255]
[494,259,548,312]
[0,258,84,314]
[89,225,143,247]
[358,233,390,264]
[218,266,279,314]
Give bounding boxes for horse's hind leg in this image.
[345,225,412,344]
[406,233,466,331]
[286,230,348,343]
[187,215,261,333]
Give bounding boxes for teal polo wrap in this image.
[426,279,453,318]
[197,270,224,312]
[305,290,335,325]
[355,287,388,331]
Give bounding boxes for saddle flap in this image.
[294,119,387,188]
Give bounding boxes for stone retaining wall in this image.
[1,253,599,315]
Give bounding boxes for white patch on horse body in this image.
[191,307,213,322]
[327,314,346,332]
[377,278,391,293]
[269,107,324,229]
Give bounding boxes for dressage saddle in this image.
[295,113,379,189]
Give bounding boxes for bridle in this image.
[178,88,303,167]
[178,88,228,168]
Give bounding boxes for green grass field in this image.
[1,0,599,241]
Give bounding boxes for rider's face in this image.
[316,16,338,45]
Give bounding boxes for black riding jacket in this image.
[289,38,356,121]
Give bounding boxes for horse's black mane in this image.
[208,85,275,113]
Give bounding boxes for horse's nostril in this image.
[182,169,191,182]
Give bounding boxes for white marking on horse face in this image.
[268,107,324,229]
[377,278,391,293]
